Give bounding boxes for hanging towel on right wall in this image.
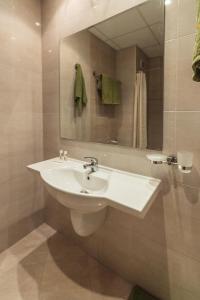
[133,71,147,149]
[192,0,200,81]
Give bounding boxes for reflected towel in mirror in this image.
[97,74,121,104]
[74,64,87,112]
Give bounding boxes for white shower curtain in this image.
[133,71,147,149]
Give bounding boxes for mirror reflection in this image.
[60,0,164,150]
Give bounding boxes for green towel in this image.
[112,79,121,104]
[99,74,121,104]
[129,286,159,300]
[101,74,113,104]
[74,64,87,112]
[193,0,200,81]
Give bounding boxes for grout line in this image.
[164,111,200,113]
[165,32,196,43]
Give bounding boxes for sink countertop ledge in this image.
[27,157,161,218]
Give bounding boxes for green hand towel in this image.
[192,0,200,81]
[129,286,159,300]
[100,74,121,104]
[101,74,113,104]
[112,79,121,104]
[74,64,87,112]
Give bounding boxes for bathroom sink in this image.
[40,166,109,213]
[28,158,161,236]
[41,167,109,195]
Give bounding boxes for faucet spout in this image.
[83,157,98,177]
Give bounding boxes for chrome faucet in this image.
[83,157,98,176]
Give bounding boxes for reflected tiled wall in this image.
[90,33,117,143]
[0,0,44,252]
[42,0,200,299]
[115,46,136,146]
[147,57,163,150]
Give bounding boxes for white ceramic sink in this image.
[40,166,110,213]
[42,167,109,196]
[28,158,161,236]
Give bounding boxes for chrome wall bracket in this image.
[147,153,193,174]
[166,155,178,165]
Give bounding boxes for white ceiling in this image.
[88,0,164,58]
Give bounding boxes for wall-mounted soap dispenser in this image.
[147,151,193,173]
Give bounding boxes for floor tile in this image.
[0,223,131,300]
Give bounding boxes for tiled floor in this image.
[0,224,131,300]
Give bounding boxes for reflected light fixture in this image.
[165,0,172,5]
[35,22,41,27]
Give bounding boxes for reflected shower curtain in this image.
[133,71,147,149]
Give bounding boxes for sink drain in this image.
[80,189,90,194]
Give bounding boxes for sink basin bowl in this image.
[40,166,109,213]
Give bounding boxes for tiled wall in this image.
[0,0,44,252]
[42,0,200,299]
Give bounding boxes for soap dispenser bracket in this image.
[146,154,177,166]
[147,153,193,173]
[166,155,178,165]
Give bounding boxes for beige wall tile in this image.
[163,184,200,261]
[178,0,196,37]
[176,112,200,151]
[163,112,176,153]
[164,39,177,111]
[0,0,44,251]
[167,248,200,299]
[176,34,200,111]
[165,0,178,41]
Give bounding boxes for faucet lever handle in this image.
[84,156,98,165]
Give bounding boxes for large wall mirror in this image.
[60,0,164,150]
